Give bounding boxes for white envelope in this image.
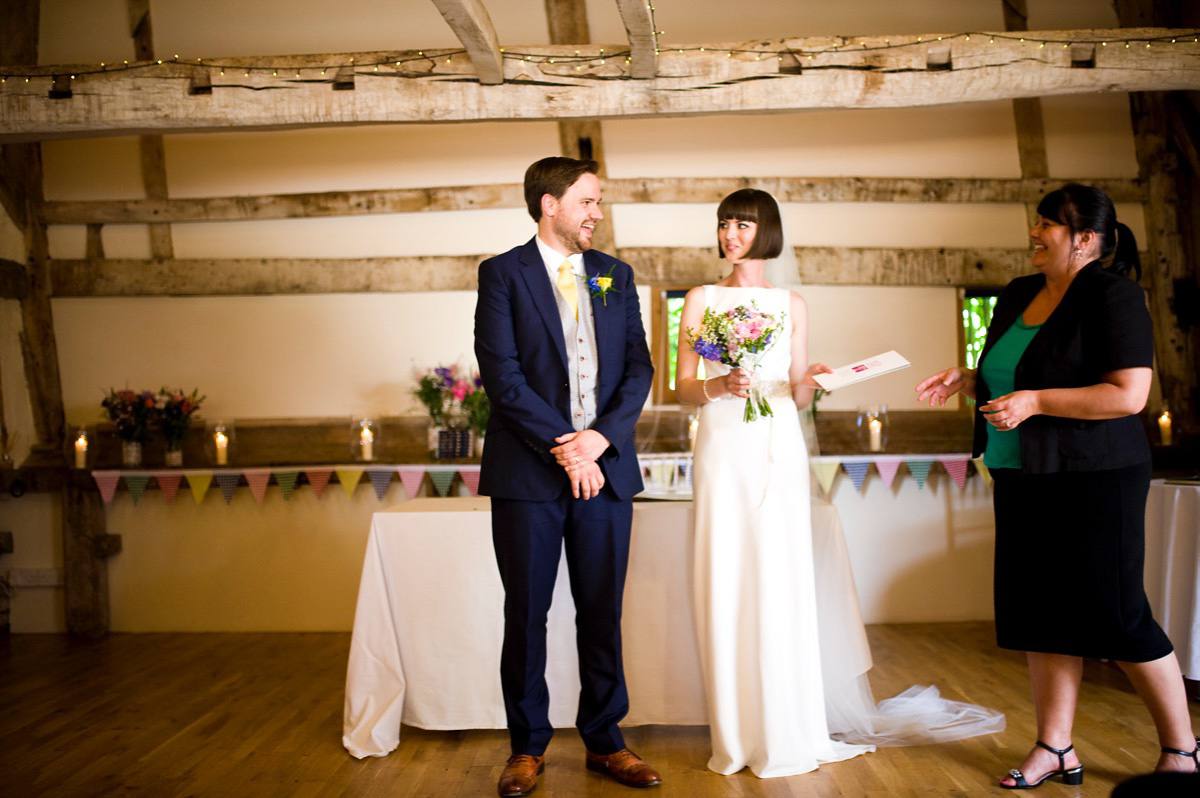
[813,350,911,392]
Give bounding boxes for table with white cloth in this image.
[342,495,868,758]
[1143,479,1200,681]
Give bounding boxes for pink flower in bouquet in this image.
[452,378,470,402]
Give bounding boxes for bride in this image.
[674,189,1003,778]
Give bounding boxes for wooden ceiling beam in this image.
[614,0,658,79]
[39,176,1147,225]
[428,0,504,85]
[47,246,1035,296]
[2,29,1196,141]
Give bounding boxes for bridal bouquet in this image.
[686,302,786,422]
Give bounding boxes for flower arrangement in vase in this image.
[413,365,489,458]
[101,388,157,466]
[157,388,205,466]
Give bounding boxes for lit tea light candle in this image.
[1158,410,1172,446]
[214,428,228,465]
[360,425,375,461]
[868,416,883,452]
[74,431,88,468]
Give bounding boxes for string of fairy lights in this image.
[0,25,1197,87]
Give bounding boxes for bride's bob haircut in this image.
[716,189,784,260]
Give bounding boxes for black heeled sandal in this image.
[1001,740,1084,790]
[1160,742,1200,774]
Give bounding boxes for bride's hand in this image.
[724,368,751,399]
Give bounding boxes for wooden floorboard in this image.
[1,623,1196,797]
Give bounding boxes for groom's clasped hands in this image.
[551,428,610,500]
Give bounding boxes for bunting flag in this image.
[336,468,363,497]
[875,458,902,488]
[124,475,150,505]
[398,467,425,499]
[153,472,182,504]
[187,472,213,504]
[276,470,299,500]
[304,468,332,499]
[906,460,934,489]
[973,457,993,488]
[244,470,272,504]
[366,468,394,500]
[843,462,870,493]
[810,461,840,495]
[215,473,241,504]
[458,468,481,496]
[428,468,457,497]
[940,457,970,489]
[93,471,121,504]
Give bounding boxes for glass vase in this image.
[121,441,143,468]
[164,442,184,467]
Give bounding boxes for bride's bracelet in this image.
[701,378,719,403]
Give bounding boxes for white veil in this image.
[762,196,819,458]
[763,194,1006,746]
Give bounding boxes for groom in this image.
[474,157,659,796]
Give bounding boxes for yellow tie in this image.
[557,260,578,320]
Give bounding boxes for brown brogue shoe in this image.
[498,754,544,797]
[585,748,662,788]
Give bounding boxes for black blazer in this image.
[473,238,654,501]
[972,261,1153,473]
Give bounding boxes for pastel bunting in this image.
[336,468,363,497]
[153,472,182,504]
[906,460,933,489]
[304,469,332,498]
[398,467,425,499]
[843,462,870,492]
[92,471,120,504]
[244,470,271,504]
[366,468,394,500]
[187,472,213,504]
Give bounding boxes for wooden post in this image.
[1129,91,1197,433]
[544,0,616,254]
[62,477,121,638]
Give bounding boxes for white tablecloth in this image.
[1143,479,1200,680]
[342,497,708,758]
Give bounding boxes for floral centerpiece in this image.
[101,389,157,443]
[685,302,787,422]
[157,388,205,465]
[414,364,489,458]
[414,366,458,427]
[460,374,490,454]
[101,388,157,466]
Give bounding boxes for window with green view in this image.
[963,294,998,370]
[666,292,686,390]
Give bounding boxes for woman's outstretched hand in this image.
[802,362,833,389]
[915,367,975,407]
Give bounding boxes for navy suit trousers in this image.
[491,488,633,756]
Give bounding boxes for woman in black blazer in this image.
[916,184,1198,789]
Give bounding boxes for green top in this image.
[978,317,1041,469]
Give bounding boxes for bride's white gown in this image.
[691,285,1002,778]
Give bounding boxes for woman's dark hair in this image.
[1036,182,1141,279]
[523,157,600,222]
[716,189,784,260]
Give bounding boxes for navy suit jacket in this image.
[473,237,654,501]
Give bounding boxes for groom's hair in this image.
[716,188,783,260]
[524,157,600,222]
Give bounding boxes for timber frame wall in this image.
[0,0,1198,635]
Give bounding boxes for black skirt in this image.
[991,460,1174,662]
